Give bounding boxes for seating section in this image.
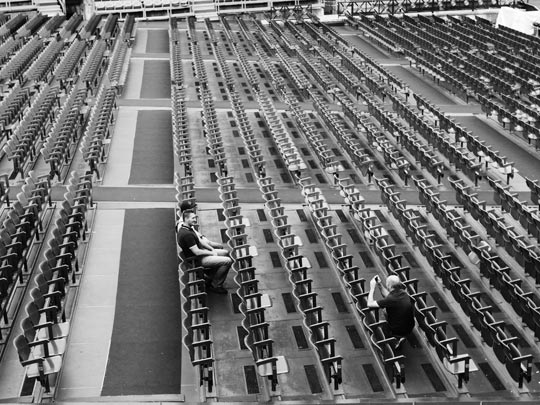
[0,36,44,82]
[13,171,94,393]
[0,171,52,348]
[79,86,117,179]
[5,85,59,180]
[0,14,27,42]
[219,176,282,392]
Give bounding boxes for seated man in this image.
[177,200,226,252]
[367,275,415,350]
[177,209,232,295]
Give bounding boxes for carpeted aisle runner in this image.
[140,60,171,99]
[146,30,170,54]
[129,110,174,184]
[101,208,181,396]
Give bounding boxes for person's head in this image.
[386,275,405,291]
[182,209,197,227]
[180,200,196,212]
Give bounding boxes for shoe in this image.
[207,285,228,295]
[394,337,406,350]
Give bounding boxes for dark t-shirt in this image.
[378,288,415,336]
[177,225,201,258]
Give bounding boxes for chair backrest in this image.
[34,273,49,295]
[30,287,45,308]
[13,335,31,362]
[20,316,37,341]
[25,301,41,324]
[46,241,60,257]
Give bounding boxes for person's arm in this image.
[206,239,224,249]
[367,276,380,308]
[189,244,217,257]
[199,233,224,250]
[198,237,215,251]
[379,282,389,298]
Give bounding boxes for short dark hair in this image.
[180,200,196,211]
[182,209,196,221]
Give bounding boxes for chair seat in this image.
[36,321,70,340]
[32,337,67,358]
[26,356,62,378]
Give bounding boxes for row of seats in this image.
[80,86,117,178]
[100,14,118,40]
[17,13,47,38]
[14,171,94,394]
[80,40,108,95]
[0,37,24,67]
[0,14,26,42]
[169,19,191,177]
[258,23,340,174]
[206,20,235,91]
[4,85,59,179]
[206,22,266,177]
[122,14,135,44]
[487,176,540,245]
[526,178,540,209]
[388,91,489,183]
[258,173,339,389]
[203,26,285,391]
[0,36,43,82]
[333,91,378,177]
[107,38,129,85]
[24,37,64,84]
[287,30,333,92]
[308,19,409,95]
[250,19,279,61]
[59,14,82,40]
[333,176,409,388]
[410,176,533,387]
[241,20,285,90]
[294,178,347,391]
[81,15,102,40]
[478,94,540,151]
[219,176,282,392]
[272,41,310,94]
[169,18,183,85]
[449,177,540,288]
[181,28,226,392]
[240,22,305,172]
[38,15,65,38]
[0,82,30,137]
[53,39,88,83]
[187,18,208,88]
[291,89,343,176]
[0,171,52,343]
[42,86,88,182]
[365,95,432,185]
[256,92,306,172]
[174,174,215,394]
[414,93,509,170]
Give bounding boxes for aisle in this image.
[101,208,181,396]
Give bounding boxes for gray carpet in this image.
[146,30,170,53]
[101,208,181,396]
[129,110,174,184]
[140,60,171,99]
